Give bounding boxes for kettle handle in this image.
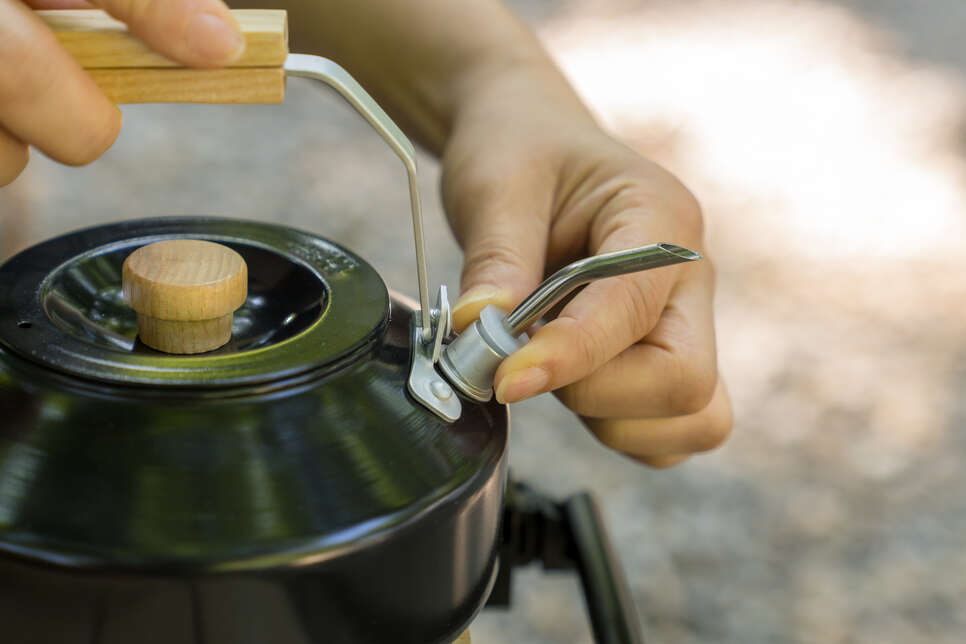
[283,55,436,338]
[40,8,438,338]
[39,9,288,103]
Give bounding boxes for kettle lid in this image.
[0,217,389,388]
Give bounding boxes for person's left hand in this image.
[443,68,732,468]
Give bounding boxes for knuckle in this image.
[60,114,120,167]
[666,360,718,416]
[592,165,706,245]
[108,0,154,23]
[647,163,705,236]
[689,394,733,453]
[591,206,643,249]
[618,274,664,339]
[0,146,29,187]
[585,419,628,453]
[444,157,513,215]
[672,184,705,236]
[554,382,580,412]
[558,314,610,375]
[637,454,689,469]
[0,38,46,105]
[556,380,601,417]
[690,415,732,453]
[460,237,530,287]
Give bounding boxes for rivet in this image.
[430,379,453,400]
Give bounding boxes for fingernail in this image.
[452,286,513,332]
[495,366,551,404]
[186,13,245,64]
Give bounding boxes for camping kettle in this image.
[0,10,699,644]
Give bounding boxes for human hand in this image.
[444,69,732,468]
[0,0,245,187]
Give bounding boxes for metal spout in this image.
[503,243,701,336]
[439,243,702,402]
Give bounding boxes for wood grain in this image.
[39,9,287,104]
[87,67,285,104]
[39,9,288,69]
[123,240,248,354]
[136,313,235,355]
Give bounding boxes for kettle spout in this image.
[438,242,702,402]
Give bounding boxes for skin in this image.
[2,0,732,467]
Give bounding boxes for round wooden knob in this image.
[122,240,248,354]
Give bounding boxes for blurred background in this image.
[2,0,965,642]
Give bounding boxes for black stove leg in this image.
[564,493,644,644]
[487,481,645,644]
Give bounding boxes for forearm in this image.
[229,0,591,153]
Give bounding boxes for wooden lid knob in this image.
[122,240,248,354]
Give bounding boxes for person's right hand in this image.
[1,0,245,187]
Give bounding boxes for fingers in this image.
[446,155,555,332]
[1,0,241,182]
[25,0,242,66]
[583,379,733,465]
[635,454,691,469]
[493,203,703,404]
[0,127,28,187]
[556,260,717,418]
[0,0,121,165]
[89,0,244,67]
[25,1,91,7]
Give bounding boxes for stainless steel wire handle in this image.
[284,55,463,422]
[284,54,435,341]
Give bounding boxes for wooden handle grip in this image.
[38,9,288,104]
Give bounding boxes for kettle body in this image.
[0,217,507,644]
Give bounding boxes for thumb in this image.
[90,0,245,67]
[448,189,551,333]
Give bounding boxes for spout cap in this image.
[439,304,527,402]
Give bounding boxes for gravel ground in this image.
[2,1,965,642]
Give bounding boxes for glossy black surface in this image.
[43,243,326,354]
[0,218,389,387]
[0,219,508,644]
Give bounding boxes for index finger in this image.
[88,0,245,67]
[0,0,120,165]
[493,207,702,402]
[25,1,92,7]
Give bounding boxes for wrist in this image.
[444,65,601,175]
[449,49,596,133]
[243,0,596,153]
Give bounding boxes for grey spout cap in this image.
[438,305,527,402]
